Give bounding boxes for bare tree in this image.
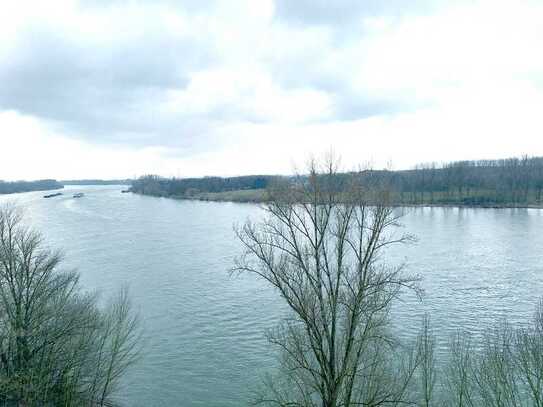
[472,322,520,407]
[95,288,142,406]
[234,156,420,407]
[442,300,543,407]
[515,300,543,407]
[417,315,436,407]
[0,204,141,406]
[444,334,475,407]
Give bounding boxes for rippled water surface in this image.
[1,186,543,406]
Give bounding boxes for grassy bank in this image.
[171,188,267,203]
[134,188,543,208]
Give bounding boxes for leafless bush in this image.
[0,204,141,406]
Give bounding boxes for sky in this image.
[1,0,542,180]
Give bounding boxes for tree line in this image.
[61,180,131,186]
[131,155,543,206]
[382,155,543,205]
[130,174,277,197]
[0,180,63,195]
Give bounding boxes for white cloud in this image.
[1,0,542,179]
[0,111,183,180]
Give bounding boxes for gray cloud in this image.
[266,0,449,120]
[274,0,372,25]
[266,39,406,121]
[0,10,217,149]
[80,0,218,13]
[274,0,447,26]
[279,74,403,121]
[0,0,441,151]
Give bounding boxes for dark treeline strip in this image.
[62,179,132,185]
[382,155,543,205]
[0,179,63,195]
[130,175,279,198]
[131,155,543,206]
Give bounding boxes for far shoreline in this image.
[130,189,543,210]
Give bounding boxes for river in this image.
[1,185,542,406]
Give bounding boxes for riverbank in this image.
[132,189,543,209]
[129,158,543,209]
[169,188,267,203]
[0,180,64,195]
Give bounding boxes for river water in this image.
[1,185,542,406]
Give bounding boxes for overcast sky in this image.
[1,0,542,180]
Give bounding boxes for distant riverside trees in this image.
[0,205,141,406]
[385,155,543,205]
[131,156,543,206]
[0,180,63,195]
[62,180,131,186]
[130,174,278,197]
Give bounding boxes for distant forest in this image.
[0,180,63,195]
[62,179,131,185]
[131,175,273,197]
[0,179,130,195]
[387,155,543,205]
[131,156,543,206]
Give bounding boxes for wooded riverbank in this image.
[130,156,543,207]
[133,187,543,208]
[0,180,63,195]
